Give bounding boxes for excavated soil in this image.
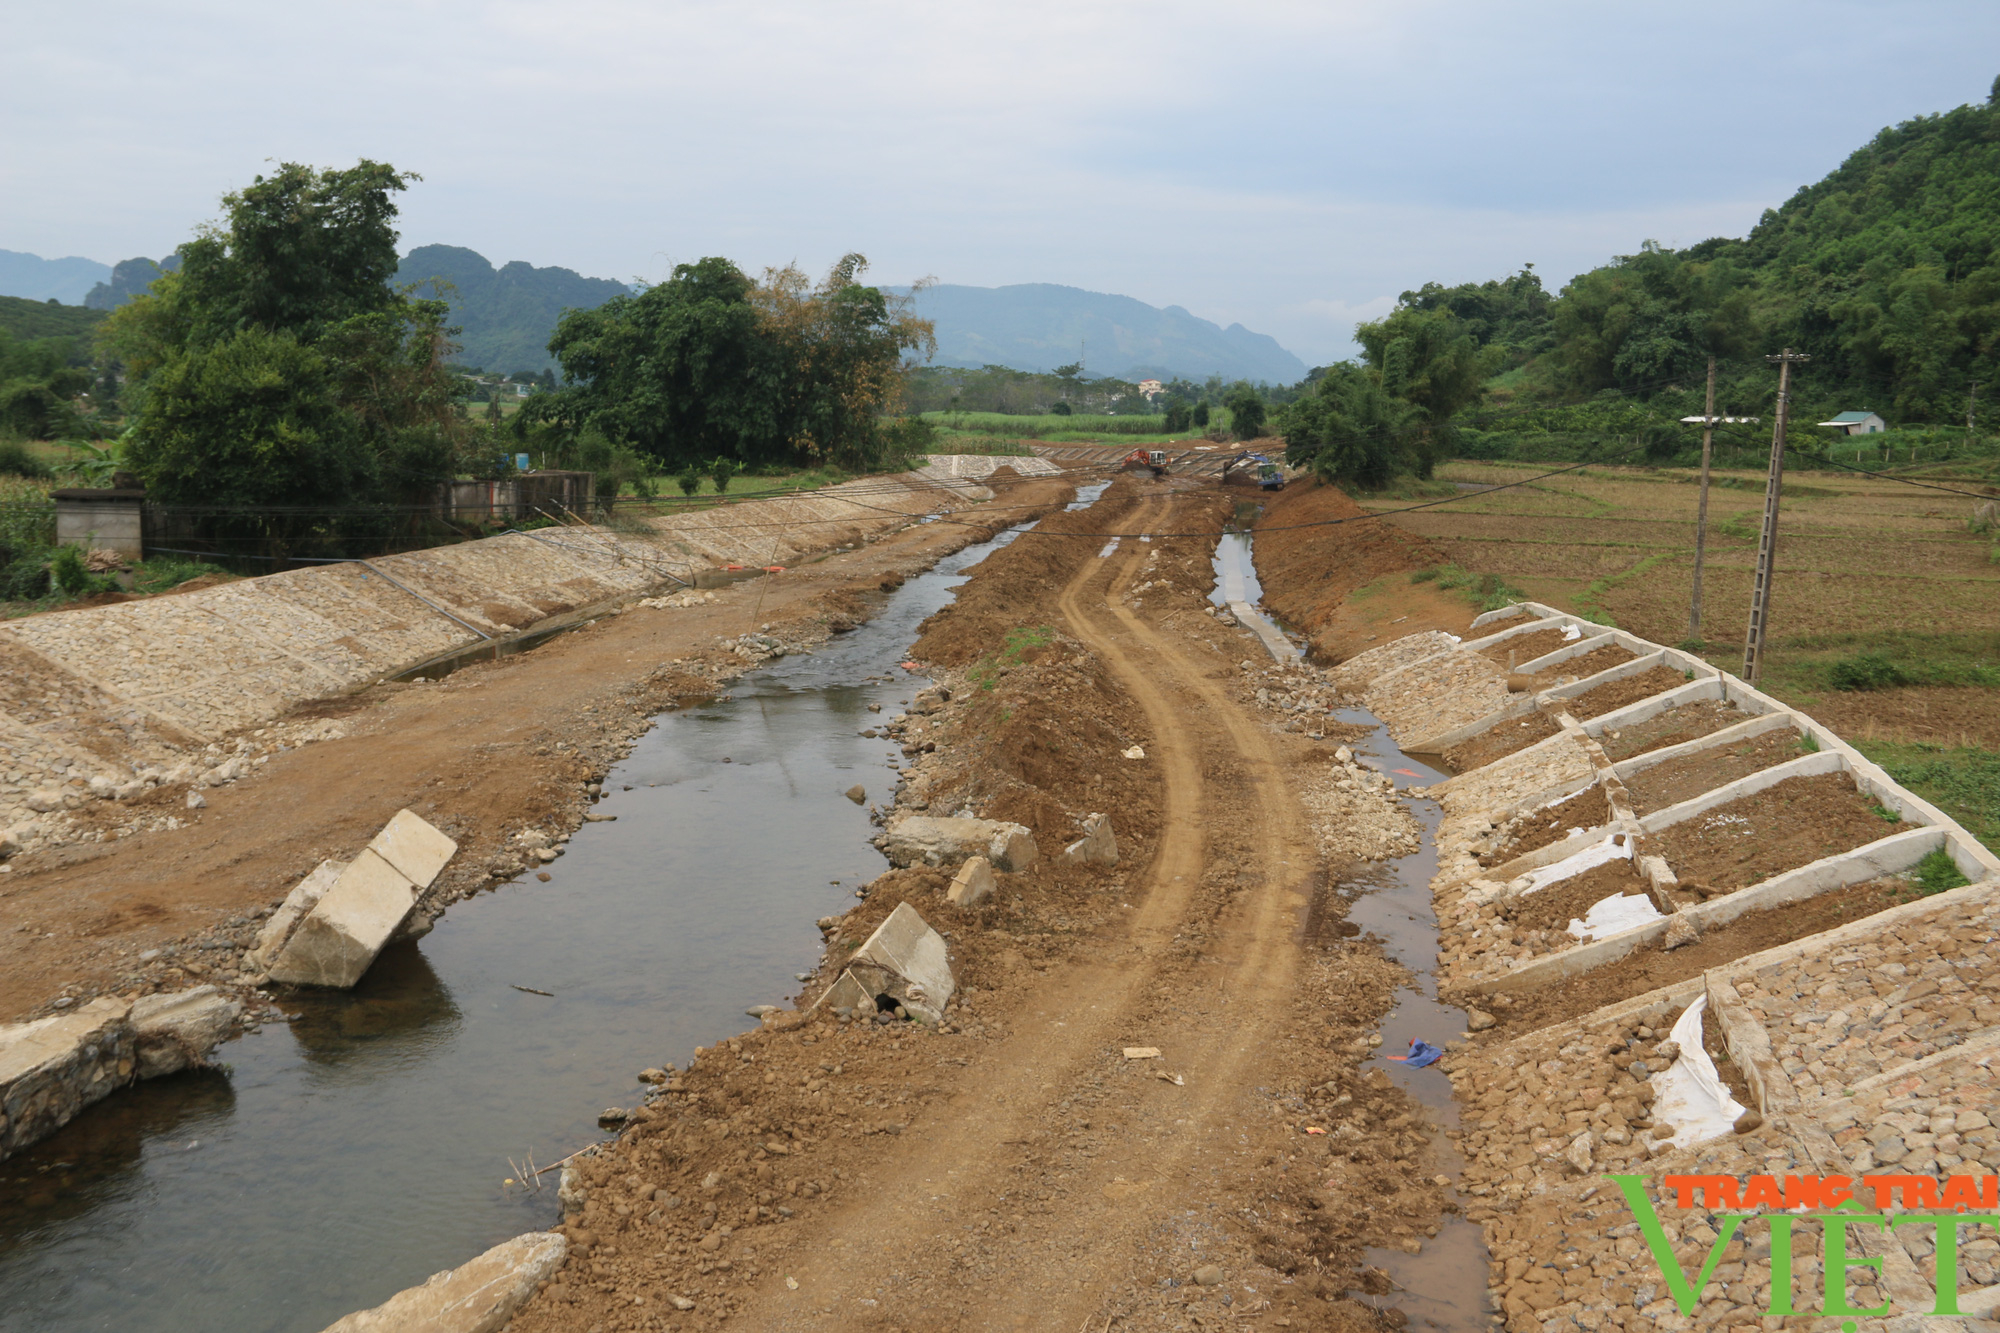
[1522,642,1636,686]
[1249,479,1469,661]
[1561,664,1688,721]
[1801,684,2000,751]
[1596,698,1746,762]
[506,477,1453,1333]
[1476,628,1570,667]
[1442,710,1560,773]
[1502,859,1655,935]
[1483,784,1611,867]
[1477,877,1915,1037]
[1650,771,1914,895]
[1621,727,1804,816]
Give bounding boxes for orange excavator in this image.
[1120,448,1169,478]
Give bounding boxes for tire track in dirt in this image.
[732,488,1319,1331]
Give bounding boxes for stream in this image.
[0,510,1067,1333]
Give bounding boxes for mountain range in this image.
[0,247,1310,383]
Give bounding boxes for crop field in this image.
[1363,458,2000,849]
[918,409,1220,446]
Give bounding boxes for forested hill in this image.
[1385,80,2000,426]
[897,283,1308,384]
[391,245,633,374]
[0,294,107,342]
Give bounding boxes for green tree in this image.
[1223,384,1267,439]
[1277,363,1420,489]
[1355,306,1494,475]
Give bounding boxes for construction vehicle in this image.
[1121,448,1170,478]
[1221,452,1287,491]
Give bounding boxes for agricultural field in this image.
[918,408,1224,448]
[1363,458,2000,850]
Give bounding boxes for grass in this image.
[967,625,1058,692]
[1409,563,1529,613]
[1757,630,2000,700]
[1853,739,2000,855]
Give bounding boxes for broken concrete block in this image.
[813,902,956,1022]
[0,998,134,1160]
[267,849,419,988]
[367,808,458,890]
[945,855,996,907]
[317,1231,567,1333]
[1062,813,1118,867]
[131,986,241,1079]
[244,858,347,973]
[1660,912,1702,951]
[882,816,1037,872]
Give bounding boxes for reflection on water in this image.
[1332,706,1496,1332]
[0,522,1040,1333]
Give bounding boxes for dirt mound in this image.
[1251,478,1465,662]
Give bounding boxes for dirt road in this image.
[516,480,1443,1333]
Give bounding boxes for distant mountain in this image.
[392,245,633,373]
[85,254,181,310]
[0,250,112,305]
[899,283,1308,385]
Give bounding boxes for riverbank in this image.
[0,474,1077,1027]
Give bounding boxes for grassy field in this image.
[919,409,1224,447]
[1365,458,2000,850]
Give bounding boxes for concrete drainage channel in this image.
[0,511,1067,1333]
[1335,603,2000,1329]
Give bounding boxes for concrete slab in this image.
[822,902,956,1022]
[244,858,346,973]
[1227,600,1300,662]
[318,1231,567,1333]
[267,848,419,988]
[883,816,1037,872]
[0,998,133,1159]
[367,808,458,889]
[131,986,241,1078]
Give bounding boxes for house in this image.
[1817,410,1887,435]
[1137,379,1163,399]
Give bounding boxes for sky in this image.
[6,1,1999,365]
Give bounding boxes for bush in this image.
[676,470,702,497]
[1049,400,1072,417]
[0,438,50,478]
[708,457,739,493]
[48,543,113,598]
[1827,654,1912,691]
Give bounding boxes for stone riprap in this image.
[0,987,238,1159]
[1332,600,2000,1332]
[0,469,1004,858]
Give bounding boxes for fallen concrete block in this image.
[946,855,995,907]
[131,986,241,1078]
[368,808,458,890]
[883,815,1037,872]
[268,850,420,988]
[318,1231,567,1333]
[0,998,134,1160]
[815,902,956,1022]
[244,858,347,973]
[267,810,457,989]
[1063,813,1118,867]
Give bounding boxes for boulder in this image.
[1660,912,1701,951]
[946,855,996,907]
[131,986,240,1078]
[814,902,956,1022]
[318,1231,567,1333]
[0,998,134,1159]
[1062,813,1118,867]
[882,816,1037,872]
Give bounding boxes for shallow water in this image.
[0,520,1048,1333]
[1332,706,1494,1331]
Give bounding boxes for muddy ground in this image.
[505,477,1454,1332]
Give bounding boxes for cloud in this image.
[5,0,1998,368]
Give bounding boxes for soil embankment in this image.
[0,476,1074,1025]
[1251,478,1469,661]
[507,476,1453,1332]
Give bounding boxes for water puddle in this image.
[0,515,1063,1333]
[1209,531,1265,607]
[1334,708,1494,1331]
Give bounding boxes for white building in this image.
[1818,410,1887,435]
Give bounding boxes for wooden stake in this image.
[1688,356,1717,642]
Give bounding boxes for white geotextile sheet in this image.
[1519,834,1630,895]
[1649,995,1748,1151]
[1568,891,1665,941]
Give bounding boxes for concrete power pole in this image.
[1742,348,1811,685]
[1680,359,1759,644]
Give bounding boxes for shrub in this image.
[1827,654,1911,691]
[676,470,702,497]
[708,457,739,493]
[0,437,50,478]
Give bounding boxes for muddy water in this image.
[0,518,1059,1333]
[1334,709,1494,1331]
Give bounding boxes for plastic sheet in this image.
[1567,891,1665,941]
[1649,995,1748,1151]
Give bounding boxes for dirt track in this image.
[516,480,1441,1333]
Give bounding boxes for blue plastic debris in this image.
[1388,1038,1443,1067]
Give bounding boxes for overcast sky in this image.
[6,1,1997,363]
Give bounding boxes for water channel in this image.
[0,513,1063,1333]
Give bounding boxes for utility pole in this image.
[1680,361,1758,644]
[1970,382,1978,443]
[1742,348,1810,685]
